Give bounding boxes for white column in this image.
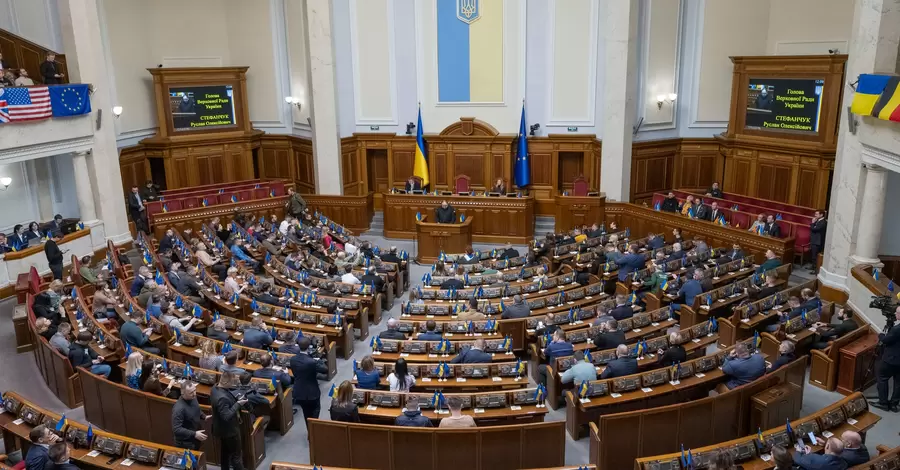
[599,0,639,202]
[57,0,131,244]
[304,0,344,195]
[851,164,888,264]
[72,151,97,222]
[27,159,55,220]
[819,0,900,290]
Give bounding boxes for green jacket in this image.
[287,192,307,216]
[756,258,781,274]
[642,271,667,292]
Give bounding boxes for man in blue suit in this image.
[26,425,60,470]
[417,320,443,341]
[600,345,638,379]
[609,295,634,321]
[646,233,664,251]
[673,269,705,311]
[721,342,765,390]
[616,246,645,282]
[252,354,292,389]
[289,337,322,426]
[450,338,492,364]
[130,266,150,297]
[665,243,685,263]
[794,437,849,470]
[241,317,274,350]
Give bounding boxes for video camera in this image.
[870,295,897,331]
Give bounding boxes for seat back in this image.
[573,176,589,196]
[455,175,470,193]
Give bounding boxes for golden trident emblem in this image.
[456,0,480,23]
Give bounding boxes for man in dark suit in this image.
[241,317,274,350]
[665,243,685,263]
[48,215,66,238]
[404,176,421,192]
[435,200,456,224]
[694,201,712,221]
[616,246,645,282]
[207,320,231,342]
[44,235,64,280]
[808,210,827,271]
[646,233,664,251]
[440,271,465,290]
[159,228,176,253]
[726,243,745,262]
[211,372,248,470]
[450,338,493,363]
[706,182,723,198]
[360,267,385,292]
[767,340,796,372]
[660,192,679,212]
[120,311,161,354]
[747,274,779,301]
[591,320,626,351]
[873,306,900,411]
[379,318,407,340]
[812,308,857,349]
[26,425,60,470]
[172,382,206,450]
[794,437,848,470]
[799,288,821,312]
[674,269,705,312]
[128,186,149,234]
[600,345,638,379]
[839,431,869,467]
[721,343,765,390]
[499,242,519,259]
[48,443,78,470]
[501,295,531,319]
[289,337,322,426]
[253,354,292,389]
[380,246,402,264]
[130,266,150,296]
[656,332,686,366]
[708,202,726,224]
[764,215,781,238]
[417,320,443,341]
[40,53,63,84]
[609,295,633,321]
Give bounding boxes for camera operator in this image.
[873,306,900,412]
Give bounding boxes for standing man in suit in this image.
[128,186,149,234]
[660,192,679,212]
[450,338,492,363]
[808,210,827,272]
[764,215,782,238]
[172,382,207,450]
[40,53,63,84]
[290,337,322,426]
[25,425,60,470]
[872,306,900,412]
[616,246,645,282]
[44,235,65,280]
[404,176,421,192]
[435,200,456,224]
[211,371,248,470]
[706,182,724,198]
[600,345,638,379]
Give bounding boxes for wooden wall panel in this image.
[0,28,68,86]
[454,153,485,187]
[631,139,679,203]
[755,162,792,203]
[795,167,819,209]
[674,139,722,193]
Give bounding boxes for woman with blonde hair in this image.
[34,317,56,341]
[125,351,144,390]
[198,339,224,371]
[46,279,65,311]
[328,380,360,422]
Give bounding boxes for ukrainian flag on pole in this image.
[413,105,430,187]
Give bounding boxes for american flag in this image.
[2,87,51,122]
[0,89,8,123]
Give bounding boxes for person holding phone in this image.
[794,437,847,470]
[212,371,248,470]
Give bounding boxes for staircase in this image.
[535,215,555,236]
[365,211,385,237]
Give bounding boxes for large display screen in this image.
[745,78,824,134]
[168,85,237,131]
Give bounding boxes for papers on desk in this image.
[421,377,432,382]
[692,338,702,343]
[456,377,467,382]
[579,398,591,404]
[695,373,706,378]
[822,430,834,438]
[366,405,378,411]
[760,454,772,462]
[510,405,522,411]
[741,319,750,323]
[492,377,502,382]
[121,459,135,467]
[641,387,653,393]
[86,451,101,458]
[610,393,622,398]
[847,418,858,425]
[12,419,24,425]
[474,408,485,413]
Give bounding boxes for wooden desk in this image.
[554,195,606,232]
[415,215,473,264]
[383,193,535,244]
[837,333,879,395]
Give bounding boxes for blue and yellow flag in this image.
[327,384,338,398]
[55,414,67,431]
[578,380,590,398]
[413,106,429,186]
[851,74,900,122]
[757,427,765,445]
[534,384,546,402]
[753,331,761,349]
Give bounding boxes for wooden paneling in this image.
[631,139,678,203]
[455,152,486,187]
[305,193,374,233]
[755,162,792,202]
[796,167,820,209]
[0,28,68,85]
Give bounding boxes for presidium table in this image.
[382,192,535,244]
[415,215,473,263]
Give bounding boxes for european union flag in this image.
[49,84,92,117]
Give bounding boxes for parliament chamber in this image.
[3,1,900,469]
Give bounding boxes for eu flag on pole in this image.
[49,85,92,117]
[515,102,531,187]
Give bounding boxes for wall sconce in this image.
[112,106,123,118]
[529,123,540,136]
[656,93,677,109]
[285,96,302,111]
[406,122,416,135]
[0,177,12,190]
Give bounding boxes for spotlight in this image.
[406,122,416,135]
[529,123,540,136]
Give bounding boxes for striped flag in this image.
[1,87,52,122]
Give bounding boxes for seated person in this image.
[499,242,519,259]
[459,246,479,264]
[756,249,782,274]
[491,177,506,194]
[748,213,767,234]
[767,340,796,372]
[707,182,723,198]
[656,332,686,366]
[665,243,685,263]
[660,192,679,212]
[539,330,574,385]
[252,353,292,389]
[746,274,779,301]
[440,268,465,290]
[560,350,598,385]
[417,320,443,341]
[78,255,100,284]
[143,370,177,398]
[252,282,287,307]
[435,200,456,224]
[49,442,78,470]
[765,297,804,333]
[379,318,407,340]
[574,263,591,286]
[840,431,869,467]
[672,269,705,311]
[159,303,199,333]
[355,355,381,390]
[609,295,634,321]
[0,233,13,253]
[220,350,246,375]
[207,319,231,342]
[199,340,224,371]
[120,311,161,355]
[360,266,385,292]
[328,380,361,423]
[229,239,259,270]
[439,397,476,428]
[646,233,664,251]
[720,342,765,390]
[241,316,274,349]
[724,243,745,262]
[501,294,531,319]
[794,437,846,470]
[616,246,645,282]
[690,236,709,257]
[812,308,857,349]
[340,265,361,285]
[680,195,696,216]
[591,319,626,351]
[763,215,782,238]
[600,344,638,379]
[450,338,492,364]
[68,331,110,378]
[799,287,821,312]
[395,395,432,427]
[404,176,421,192]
